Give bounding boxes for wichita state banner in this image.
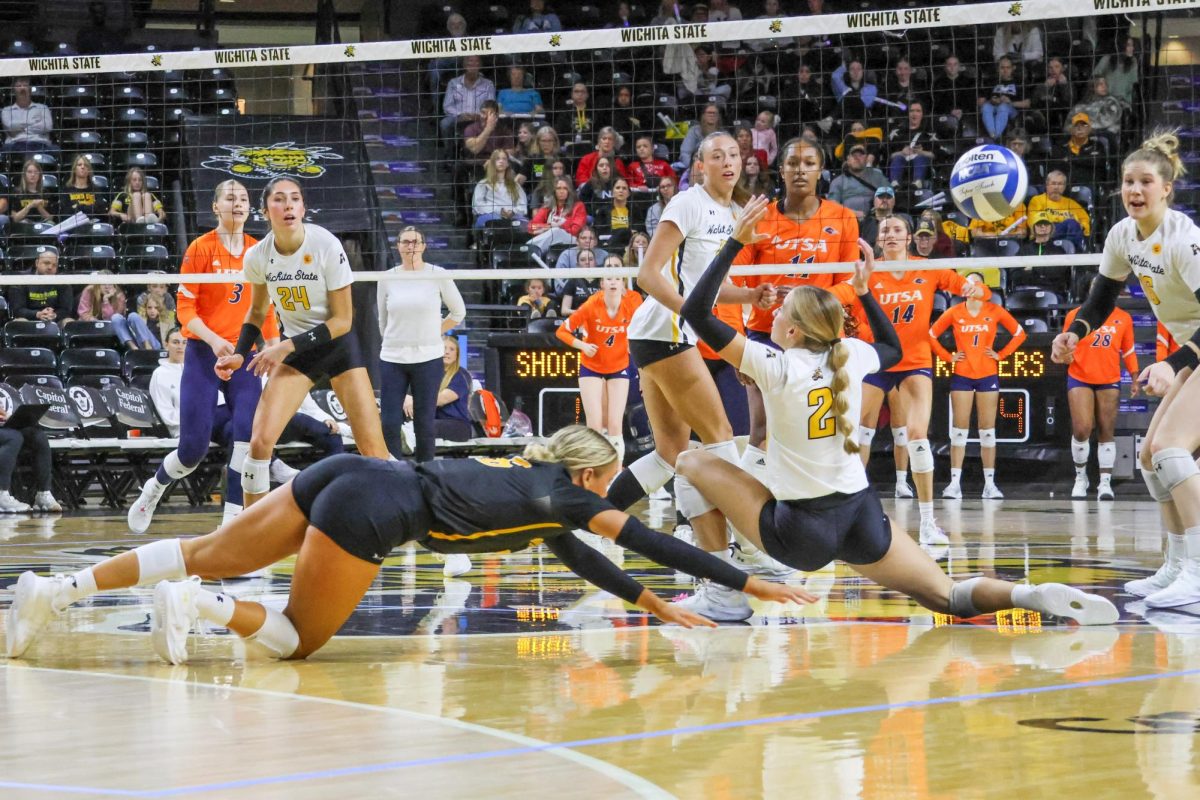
[182,116,376,236]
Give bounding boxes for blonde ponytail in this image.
[523,425,618,472]
[1125,128,1186,199]
[827,341,860,456]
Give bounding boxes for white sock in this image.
[950,468,962,483]
[161,450,193,482]
[919,501,934,523]
[54,567,98,610]
[195,588,237,627]
[1184,526,1200,561]
[983,468,995,484]
[1010,583,1039,611]
[1075,464,1087,477]
[896,470,908,485]
[221,502,242,526]
[1167,532,1186,562]
[1099,473,1112,485]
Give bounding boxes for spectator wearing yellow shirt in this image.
[968,202,1028,240]
[1025,170,1090,251]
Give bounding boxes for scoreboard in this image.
[485,333,586,435]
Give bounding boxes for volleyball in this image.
[948,145,1029,223]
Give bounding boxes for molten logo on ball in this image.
[949,144,1028,223]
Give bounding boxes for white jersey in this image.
[1100,209,1200,345]
[740,337,880,500]
[242,224,354,337]
[627,185,739,343]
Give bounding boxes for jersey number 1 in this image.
[276,286,312,312]
[807,387,836,440]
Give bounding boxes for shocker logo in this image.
[1007,2,1022,16]
[201,142,344,180]
[549,34,562,47]
[769,20,782,34]
[150,55,163,67]
[344,46,356,58]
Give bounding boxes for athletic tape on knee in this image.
[858,426,876,447]
[948,577,984,618]
[161,450,195,480]
[907,439,934,474]
[241,456,271,495]
[739,444,769,482]
[892,426,909,448]
[135,538,187,585]
[629,451,675,494]
[674,473,716,519]
[1152,448,1200,493]
[1071,438,1090,466]
[979,428,996,448]
[249,607,300,659]
[1142,466,1174,503]
[229,441,249,472]
[703,439,739,465]
[1097,441,1116,470]
[949,427,969,448]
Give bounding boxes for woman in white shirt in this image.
[472,149,528,228]
[378,225,467,462]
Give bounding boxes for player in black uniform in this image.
[6,426,816,663]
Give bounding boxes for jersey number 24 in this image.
[276,286,312,312]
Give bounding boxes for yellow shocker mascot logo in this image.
[202,142,344,179]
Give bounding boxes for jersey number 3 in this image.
[276,286,312,312]
[807,387,836,440]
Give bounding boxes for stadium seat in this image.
[112,85,147,105]
[71,374,126,390]
[115,108,150,129]
[65,130,106,150]
[79,151,108,172]
[1051,238,1077,255]
[0,348,58,382]
[120,244,172,273]
[59,106,105,130]
[119,222,168,248]
[8,222,58,248]
[122,349,167,382]
[19,383,81,432]
[59,348,123,384]
[1018,317,1050,334]
[118,131,151,150]
[0,295,8,323]
[64,244,118,273]
[63,320,121,349]
[527,317,560,334]
[64,383,115,431]
[4,320,61,350]
[1006,288,1060,325]
[58,82,98,107]
[117,151,159,170]
[969,238,1021,259]
[65,222,116,247]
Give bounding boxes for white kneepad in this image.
[241,456,272,495]
[892,426,909,449]
[674,474,715,519]
[1151,448,1200,493]
[1141,466,1174,503]
[907,438,934,474]
[978,428,996,448]
[1097,441,1116,470]
[949,427,969,448]
[858,426,877,448]
[230,441,249,472]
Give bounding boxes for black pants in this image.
[380,358,443,462]
[0,427,51,492]
[280,413,345,460]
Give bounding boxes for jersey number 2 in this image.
[276,286,312,312]
[807,387,835,440]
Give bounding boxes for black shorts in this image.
[629,339,693,369]
[758,487,892,571]
[290,453,432,564]
[283,334,365,383]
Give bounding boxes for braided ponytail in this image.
[827,341,860,456]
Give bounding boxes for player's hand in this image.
[247,341,292,378]
[852,238,875,294]
[580,342,599,357]
[985,347,1000,361]
[743,576,820,605]
[1139,361,1176,398]
[1051,331,1078,364]
[961,281,986,299]
[656,601,718,629]
[402,395,414,418]
[209,339,235,359]
[952,351,966,362]
[749,283,777,309]
[1129,378,1141,398]
[324,418,339,433]
[732,194,772,246]
[214,353,244,381]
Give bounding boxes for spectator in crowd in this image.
[140,295,172,349]
[510,121,539,180]
[734,124,769,172]
[0,403,59,512]
[148,328,187,436]
[610,85,644,146]
[709,0,743,22]
[1069,77,1127,139]
[517,278,554,318]
[135,277,176,320]
[75,0,123,55]
[529,157,571,216]
[402,336,472,444]
[427,13,468,94]
[918,209,963,258]
[1025,169,1091,250]
[560,248,600,315]
[968,199,1028,241]
[644,175,675,237]
[1005,129,1045,184]
[676,44,733,106]
[1031,57,1074,133]
[623,230,649,266]
[979,56,1028,141]
[606,0,638,27]
[554,226,608,291]
[886,99,936,188]
[910,218,944,259]
[594,177,634,244]
[512,0,562,33]
[751,110,779,166]
[836,120,885,167]
[1015,213,1070,292]
[832,57,878,121]
[625,134,677,191]
[528,177,587,252]
[1053,111,1108,189]
[1,77,55,156]
[555,81,599,142]
[747,0,792,52]
[931,54,974,122]
[441,55,496,144]
[828,143,887,219]
[578,155,617,216]
[737,153,774,198]
[497,65,544,115]
[517,125,561,190]
[77,273,158,350]
[109,167,163,224]
[779,63,833,140]
[575,127,627,187]
[881,57,928,117]
[1093,36,1139,108]
[463,100,515,161]
[678,103,723,170]
[11,159,55,223]
[650,0,684,25]
[993,21,1044,67]
[858,185,899,248]
[60,155,107,218]
[472,149,528,227]
[7,250,73,324]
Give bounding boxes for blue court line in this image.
[5,665,1199,798]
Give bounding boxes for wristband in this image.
[234,323,262,358]
[1067,318,1092,339]
[290,323,333,354]
[1164,340,1200,374]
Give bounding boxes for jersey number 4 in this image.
[276,286,312,312]
[807,387,836,440]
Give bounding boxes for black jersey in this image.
[415,456,611,555]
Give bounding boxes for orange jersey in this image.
[929,301,1026,379]
[1157,321,1179,362]
[862,266,990,371]
[176,230,279,343]
[732,199,859,332]
[698,302,745,360]
[556,290,643,374]
[1064,307,1138,385]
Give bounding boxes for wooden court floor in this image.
[1,497,1198,799]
